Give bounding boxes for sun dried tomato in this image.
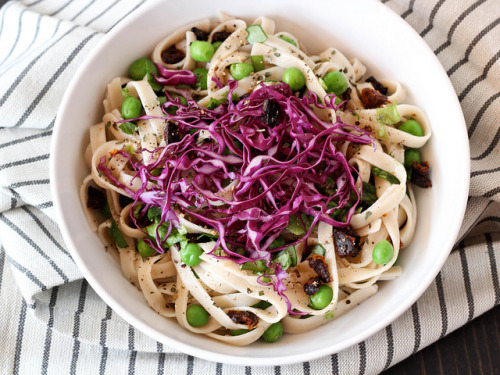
[212,30,231,42]
[191,27,209,41]
[333,226,361,258]
[227,310,259,328]
[411,161,432,188]
[360,87,389,109]
[161,45,185,64]
[365,76,388,95]
[87,186,106,209]
[308,256,332,283]
[304,276,322,296]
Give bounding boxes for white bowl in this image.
[50,0,469,366]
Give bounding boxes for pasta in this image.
[80,13,432,346]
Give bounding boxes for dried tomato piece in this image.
[87,186,106,209]
[334,227,361,258]
[365,76,388,95]
[161,45,185,64]
[308,256,332,283]
[212,30,231,42]
[304,276,322,296]
[411,161,432,188]
[261,99,282,127]
[165,121,180,144]
[191,27,209,41]
[227,310,259,328]
[360,87,389,109]
[119,194,134,208]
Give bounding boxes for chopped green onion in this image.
[101,201,112,219]
[250,55,265,71]
[246,25,268,44]
[372,167,400,184]
[362,181,377,205]
[207,97,227,110]
[147,206,162,222]
[122,144,135,155]
[193,67,208,90]
[196,233,219,241]
[150,168,162,176]
[286,214,313,235]
[146,72,162,91]
[119,121,137,135]
[311,244,326,257]
[273,245,297,270]
[132,204,143,218]
[252,300,272,310]
[278,35,297,46]
[269,236,286,249]
[230,329,252,336]
[109,221,128,248]
[241,259,266,272]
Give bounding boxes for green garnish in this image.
[376,102,401,125]
[109,221,127,248]
[246,25,268,44]
[372,167,400,184]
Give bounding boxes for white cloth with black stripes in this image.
[0,0,498,374]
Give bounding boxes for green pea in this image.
[186,305,209,327]
[180,243,203,266]
[137,239,156,257]
[282,67,305,91]
[278,35,297,47]
[193,67,208,90]
[372,240,394,265]
[129,57,158,81]
[398,118,424,136]
[323,71,348,95]
[261,322,283,343]
[212,41,223,51]
[190,40,215,62]
[121,96,142,119]
[230,62,254,80]
[404,149,421,168]
[309,285,333,310]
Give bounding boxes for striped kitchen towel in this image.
[0,0,498,374]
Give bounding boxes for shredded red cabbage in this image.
[154,63,197,86]
[100,81,373,313]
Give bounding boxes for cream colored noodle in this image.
[80,14,431,345]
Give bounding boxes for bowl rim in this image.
[50,0,470,366]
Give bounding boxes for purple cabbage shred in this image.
[100,81,373,313]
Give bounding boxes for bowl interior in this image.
[51,0,469,366]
